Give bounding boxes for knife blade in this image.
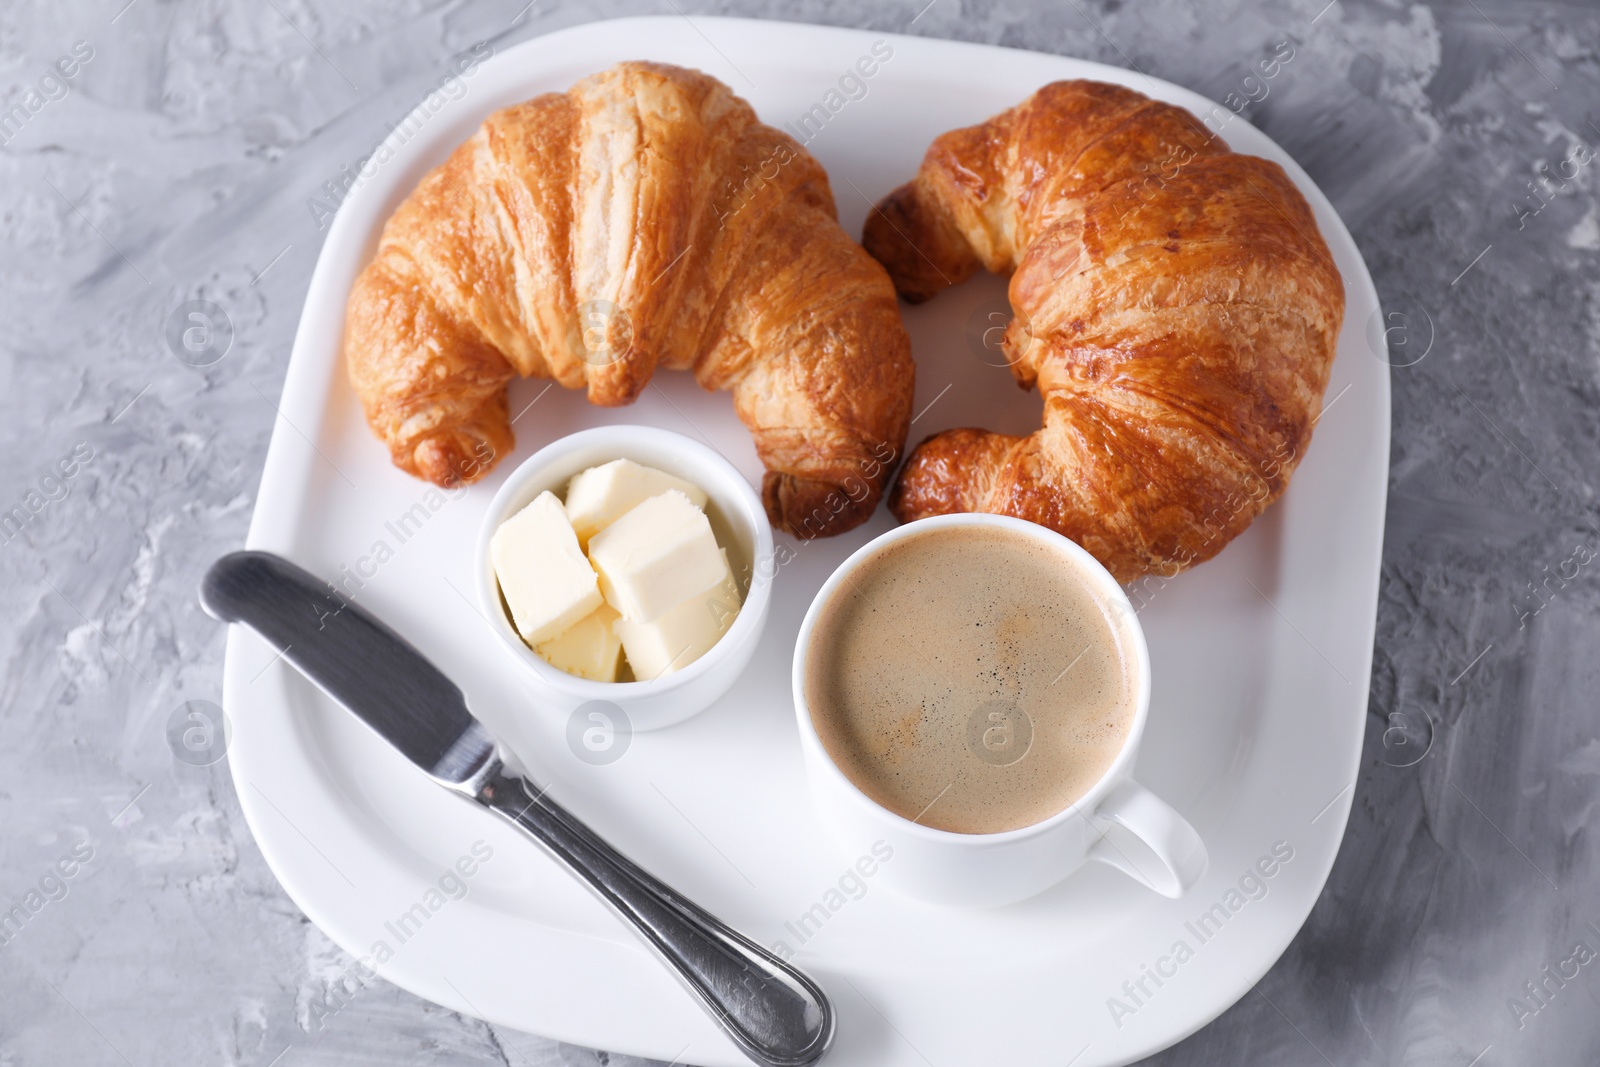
[201,550,834,1067]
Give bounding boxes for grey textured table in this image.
[2,0,1595,1064]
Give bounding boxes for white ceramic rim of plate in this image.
[226,16,1389,1067]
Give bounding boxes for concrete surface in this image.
[1,0,1596,1064]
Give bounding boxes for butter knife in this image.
[201,550,834,1067]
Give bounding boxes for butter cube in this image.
[588,490,725,622]
[565,459,708,545]
[491,491,602,645]
[537,603,625,682]
[616,552,742,679]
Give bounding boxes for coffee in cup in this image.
[803,523,1137,834]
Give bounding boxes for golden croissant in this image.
[863,80,1344,580]
[344,61,913,538]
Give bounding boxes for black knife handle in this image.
[477,771,834,1067]
[200,550,480,778]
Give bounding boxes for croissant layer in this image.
[866,80,1343,580]
[345,62,914,537]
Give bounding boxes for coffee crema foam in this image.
[805,525,1136,834]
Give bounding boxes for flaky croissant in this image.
[863,80,1343,580]
[345,61,913,537]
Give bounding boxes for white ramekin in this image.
[477,425,774,731]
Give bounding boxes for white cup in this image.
[791,513,1207,908]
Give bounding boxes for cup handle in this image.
[1087,779,1207,898]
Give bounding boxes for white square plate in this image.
[223,16,1388,1066]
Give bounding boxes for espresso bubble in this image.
[805,526,1136,834]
